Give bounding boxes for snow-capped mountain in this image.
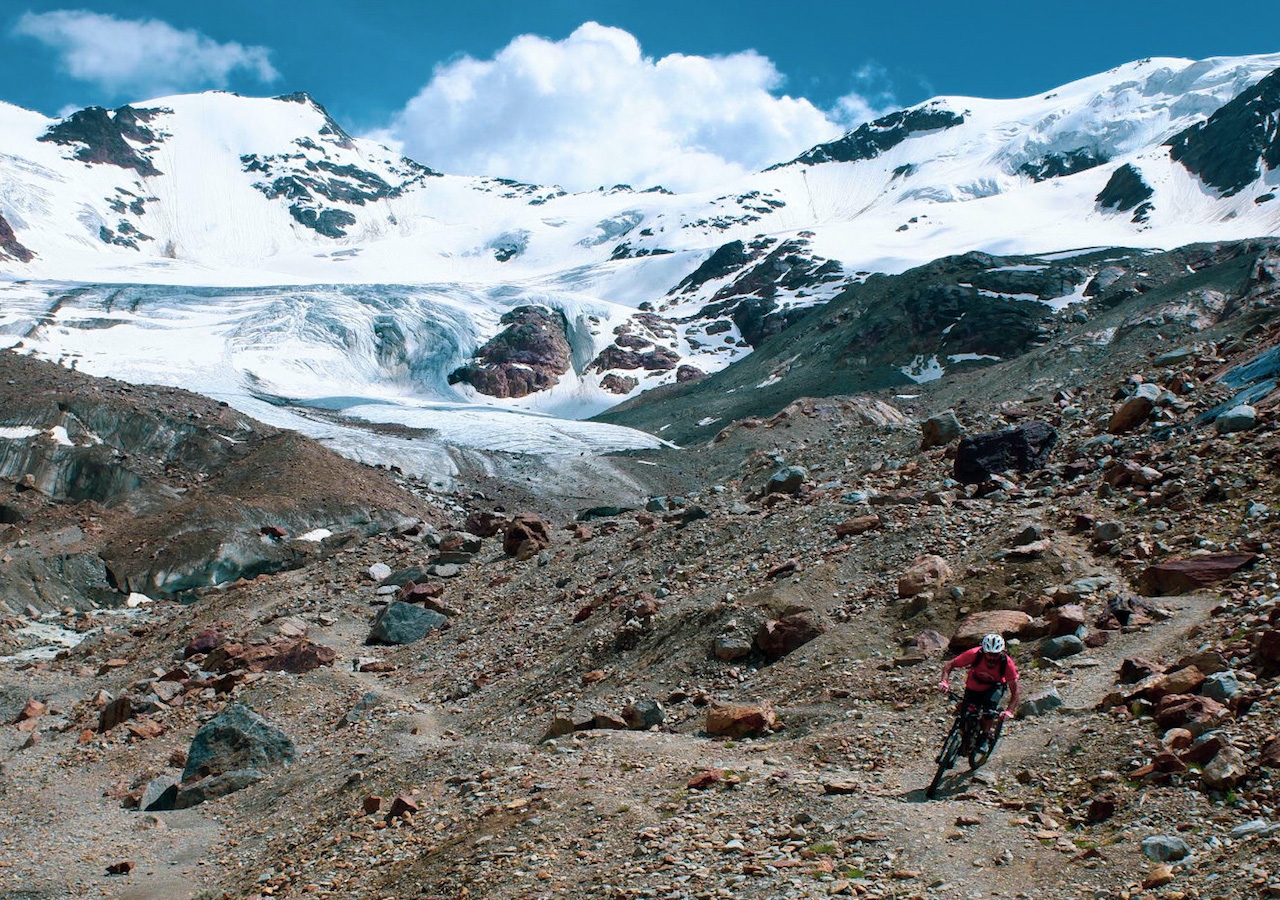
[2,53,1279,474]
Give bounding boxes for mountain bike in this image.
[925,689,1005,799]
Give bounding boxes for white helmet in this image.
[981,633,1006,654]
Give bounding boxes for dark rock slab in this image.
[953,421,1057,484]
[367,601,446,645]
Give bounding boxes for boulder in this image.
[1108,383,1162,434]
[1141,666,1206,701]
[713,632,753,660]
[140,774,179,812]
[949,610,1032,651]
[208,638,337,674]
[953,420,1057,484]
[1215,405,1257,434]
[1016,687,1063,719]
[367,601,447,645]
[621,700,665,730]
[705,701,779,738]
[182,703,293,783]
[1260,736,1280,768]
[897,555,952,598]
[766,466,809,495]
[503,514,551,558]
[755,612,825,660]
[1256,630,1280,674]
[1140,835,1192,863]
[1040,634,1084,659]
[1202,745,1250,792]
[183,628,224,658]
[1138,553,1258,595]
[921,410,963,450]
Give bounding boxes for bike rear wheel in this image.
[926,723,963,798]
[968,718,1004,770]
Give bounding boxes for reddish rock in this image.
[387,795,419,821]
[11,698,46,727]
[465,510,506,537]
[766,558,799,579]
[592,712,629,730]
[1087,794,1118,823]
[1138,666,1206,702]
[1155,694,1229,736]
[1137,554,1258,596]
[450,306,573,398]
[687,769,724,790]
[1107,384,1160,434]
[835,516,881,538]
[1047,604,1086,637]
[1181,733,1228,766]
[183,629,223,658]
[259,525,288,539]
[949,610,1033,651]
[705,701,779,738]
[398,581,443,601]
[207,639,336,675]
[503,514,551,558]
[362,795,383,815]
[897,555,952,598]
[124,718,164,740]
[1255,630,1280,674]
[105,861,134,876]
[98,696,134,732]
[756,612,825,660]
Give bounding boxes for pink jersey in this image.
[951,647,1018,692]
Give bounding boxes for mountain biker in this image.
[938,633,1020,746]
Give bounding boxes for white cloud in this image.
[13,9,278,98]
[379,23,891,192]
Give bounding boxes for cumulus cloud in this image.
[379,23,891,192]
[13,9,278,98]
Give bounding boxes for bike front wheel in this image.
[926,724,964,798]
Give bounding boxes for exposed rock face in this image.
[0,214,34,263]
[39,105,164,175]
[450,306,573,398]
[1096,163,1154,221]
[1168,67,1280,197]
[779,103,965,167]
[1018,147,1109,182]
[953,421,1057,484]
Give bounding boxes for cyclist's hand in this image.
[999,710,1014,722]
[937,680,950,693]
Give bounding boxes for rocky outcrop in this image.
[777,103,964,167]
[1096,163,1154,221]
[0,214,34,263]
[449,306,573,398]
[1168,67,1280,197]
[39,105,164,175]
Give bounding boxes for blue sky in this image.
[4,1,1274,190]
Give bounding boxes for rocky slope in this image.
[3,228,1280,898]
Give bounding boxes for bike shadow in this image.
[900,769,983,802]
